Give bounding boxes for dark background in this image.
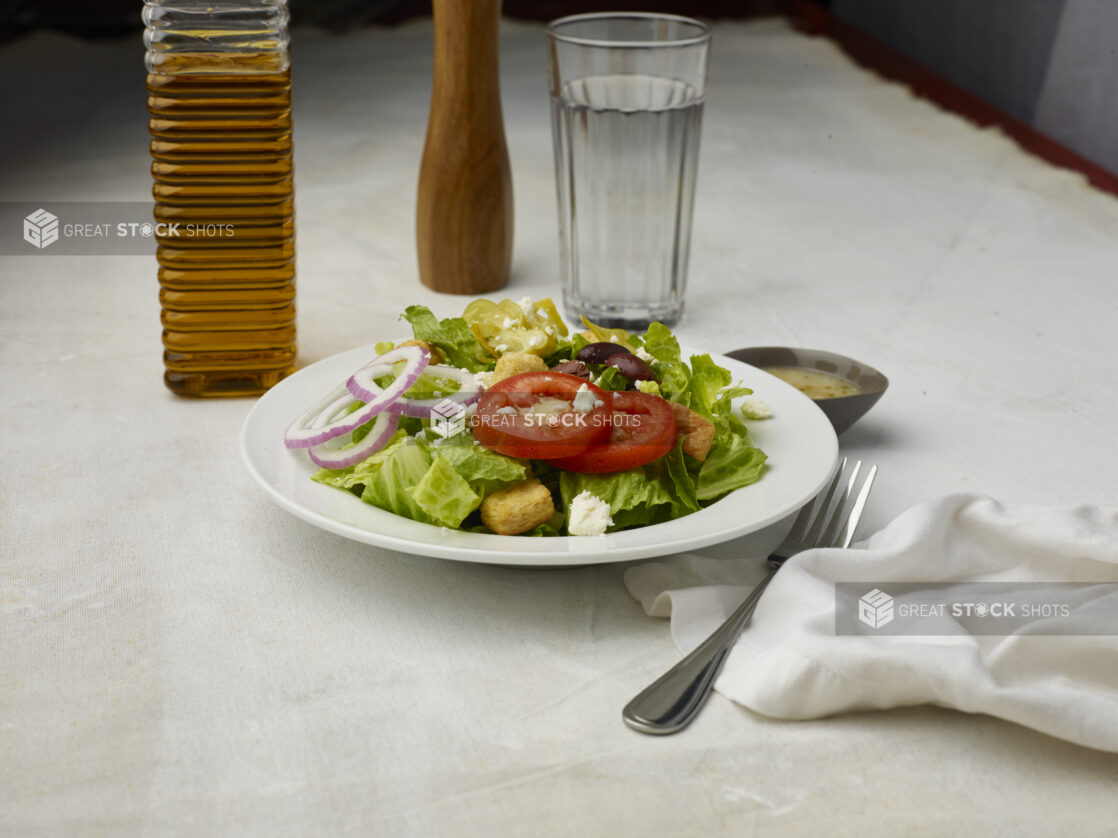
[2,0,1116,183]
[0,0,789,37]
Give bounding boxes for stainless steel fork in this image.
[622,458,877,735]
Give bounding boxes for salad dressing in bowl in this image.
[725,347,888,435]
[761,366,861,400]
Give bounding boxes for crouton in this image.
[670,402,715,462]
[397,339,445,365]
[490,351,547,385]
[480,478,555,536]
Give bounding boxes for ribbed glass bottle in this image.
[144,0,296,397]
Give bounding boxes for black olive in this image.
[575,341,632,365]
[606,353,657,382]
[550,360,590,379]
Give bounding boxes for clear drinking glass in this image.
[547,13,711,329]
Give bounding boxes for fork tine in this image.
[819,460,862,547]
[802,458,847,546]
[789,457,845,543]
[786,494,820,543]
[838,464,877,548]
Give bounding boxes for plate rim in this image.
[239,343,839,566]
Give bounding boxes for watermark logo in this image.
[23,208,59,249]
[835,582,1105,635]
[2,202,239,255]
[858,588,895,629]
[431,399,467,439]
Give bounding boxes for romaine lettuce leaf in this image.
[402,371,463,400]
[316,432,526,528]
[403,305,491,372]
[642,321,681,365]
[688,353,732,419]
[434,440,527,499]
[406,455,479,528]
[372,365,463,412]
[570,332,590,358]
[642,322,690,402]
[712,386,754,428]
[311,428,412,491]
[653,440,700,517]
[542,343,573,367]
[359,434,437,523]
[696,431,768,501]
[690,353,754,431]
[559,468,674,530]
[595,366,630,391]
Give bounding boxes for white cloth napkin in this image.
[624,494,1118,751]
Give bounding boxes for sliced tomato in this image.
[472,372,611,459]
[547,391,677,474]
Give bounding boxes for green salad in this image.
[285,298,767,536]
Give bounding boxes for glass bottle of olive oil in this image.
[144,1,296,397]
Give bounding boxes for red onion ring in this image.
[383,364,483,418]
[284,345,429,449]
[310,389,361,429]
[307,411,400,469]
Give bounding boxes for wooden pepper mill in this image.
[416,0,513,294]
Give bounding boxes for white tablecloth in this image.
[3,18,1118,836]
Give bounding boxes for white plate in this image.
[240,344,839,566]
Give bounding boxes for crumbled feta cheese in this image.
[474,370,494,389]
[494,343,508,353]
[518,297,534,318]
[501,317,516,329]
[572,382,603,414]
[519,397,571,423]
[609,335,620,343]
[527,334,544,347]
[634,346,654,363]
[544,324,557,335]
[568,491,613,536]
[535,307,548,319]
[740,398,773,420]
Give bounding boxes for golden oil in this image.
[147,52,296,397]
